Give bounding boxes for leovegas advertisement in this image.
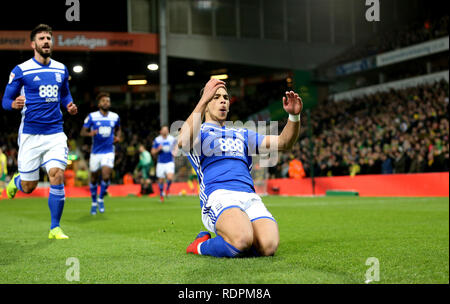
[0,31,159,54]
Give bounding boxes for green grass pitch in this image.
[0,195,448,284]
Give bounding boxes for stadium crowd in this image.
[325,14,449,67]
[270,80,449,178]
[1,77,448,184]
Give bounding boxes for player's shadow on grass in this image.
[0,240,51,266]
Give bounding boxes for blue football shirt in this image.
[2,58,73,135]
[187,122,265,208]
[152,135,176,163]
[83,111,120,154]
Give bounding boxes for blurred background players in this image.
[151,126,177,202]
[2,24,78,239]
[81,92,121,215]
[136,144,154,195]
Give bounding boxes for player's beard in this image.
[99,105,110,112]
[36,44,52,58]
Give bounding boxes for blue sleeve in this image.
[2,66,23,111]
[59,66,73,109]
[247,129,265,155]
[116,116,121,127]
[83,114,92,129]
[152,140,159,149]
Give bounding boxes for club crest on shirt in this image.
[55,72,62,83]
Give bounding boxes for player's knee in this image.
[229,231,253,252]
[257,238,279,257]
[101,168,112,181]
[21,181,37,193]
[22,186,35,194]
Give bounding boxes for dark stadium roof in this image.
[0,0,128,32]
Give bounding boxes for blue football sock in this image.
[158,183,164,197]
[89,182,98,204]
[48,184,65,229]
[14,174,24,192]
[165,180,172,194]
[99,180,110,200]
[199,235,242,258]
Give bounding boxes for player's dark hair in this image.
[30,24,53,41]
[96,92,110,102]
[199,83,227,97]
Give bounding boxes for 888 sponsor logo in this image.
[39,85,59,102]
[217,138,245,156]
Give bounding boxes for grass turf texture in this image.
[0,196,448,284]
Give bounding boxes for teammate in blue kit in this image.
[2,24,78,239]
[151,126,177,202]
[81,92,121,215]
[179,78,302,257]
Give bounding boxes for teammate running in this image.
[81,92,121,215]
[2,24,78,239]
[151,126,177,202]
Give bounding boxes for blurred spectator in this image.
[271,80,449,178]
[123,172,134,185]
[64,166,76,187]
[288,156,305,179]
[75,163,89,186]
[349,160,360,177]
[381,154,394,174]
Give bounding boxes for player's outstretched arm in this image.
[177,78,225,151]
[261,91,303,152]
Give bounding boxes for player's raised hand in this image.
[200,78,226,105]
[282,91,303,116]
[12,95,25,110]
[67,102,78,115]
